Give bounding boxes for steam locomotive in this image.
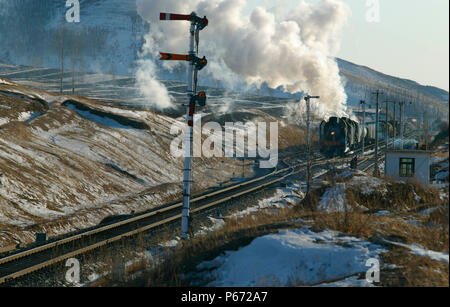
[319,117,401,157]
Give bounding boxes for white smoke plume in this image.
[136,0,351,114]
[135,59,174,109]
[284,99,356,128]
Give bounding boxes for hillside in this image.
[338,58,449,108]
[0,78,307,248]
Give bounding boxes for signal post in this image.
[160,12,208,239]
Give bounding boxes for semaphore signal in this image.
[159,53,208,71]
[159,53,190,61]
[160,13,208,29]
[159,11,209,240]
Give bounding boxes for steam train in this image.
[319,117,401,157]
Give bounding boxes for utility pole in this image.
[72,31,79,95]
[424,109,429,151]
[399,101,404,149]
[160,12,208,240]
[60,24,65,94]
[72,42,76,94]
[360,100,366,156]
[304,94,319,196]
[385,100,389,149]
[392,101,396,148]
[373,90,381,177]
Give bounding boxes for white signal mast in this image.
[160,12,208,239]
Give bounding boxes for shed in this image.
[385,150,431,186]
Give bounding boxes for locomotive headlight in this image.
[331,131,335,135]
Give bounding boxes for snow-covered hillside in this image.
[0,0,148,77]
[0,77,306,247]
[338,58,448,121]
[338,59,449,104]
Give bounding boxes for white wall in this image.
[385,152,430,186]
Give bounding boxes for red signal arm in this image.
[160,13,192,21]
[159,53,191,61]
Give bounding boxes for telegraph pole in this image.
[385,100,389,149]
[399,101,404,149]
[424,109,429,150]
[160,12,208,239]
[373,90,381,177]
[400,100,412,149]
[71,31,79,95]
[360,100,366,156]
[392,101,396,148]
[304,94,319,196]
[60,24,65,94]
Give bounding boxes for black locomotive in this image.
[319,117,401,157]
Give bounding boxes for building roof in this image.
[385,150,432,155]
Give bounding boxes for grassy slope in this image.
[0,78,306,248]
[119,169,449,287]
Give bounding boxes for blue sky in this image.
[245,0,449,91]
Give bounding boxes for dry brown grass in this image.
[306,176,449,250]
[115,207,307,287]
[381,249,449,287]
[118,199,447,287]
[304,178,449,287]
[116,175,449,287]
[312,212,375,238]
[433,152,449,158]
[345,178,444,213]
[428,205,449,228]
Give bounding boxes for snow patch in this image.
[196,217,226,236]
[318,183,348,213]
[412,188,421,203]
[348,175,387,196]
[0,118,9,125]
[419,207,438,216]
[65,103,139,130]
[316,275,376,287]
[17,111,33,121]
[374,210,391,216]
[0,78,13,85]
[383,239,449,263]
[335,169,366,179]
[230,185,304,218]
[196,227,386,286]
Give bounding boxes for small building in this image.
[385,150,431,186]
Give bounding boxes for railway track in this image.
[0,155,316,284]
[0,130,419,285]
[358,130,420,173]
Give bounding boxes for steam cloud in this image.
[135,59,174,109]
[136,0,351,114]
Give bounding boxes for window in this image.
[399,158,415,177]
